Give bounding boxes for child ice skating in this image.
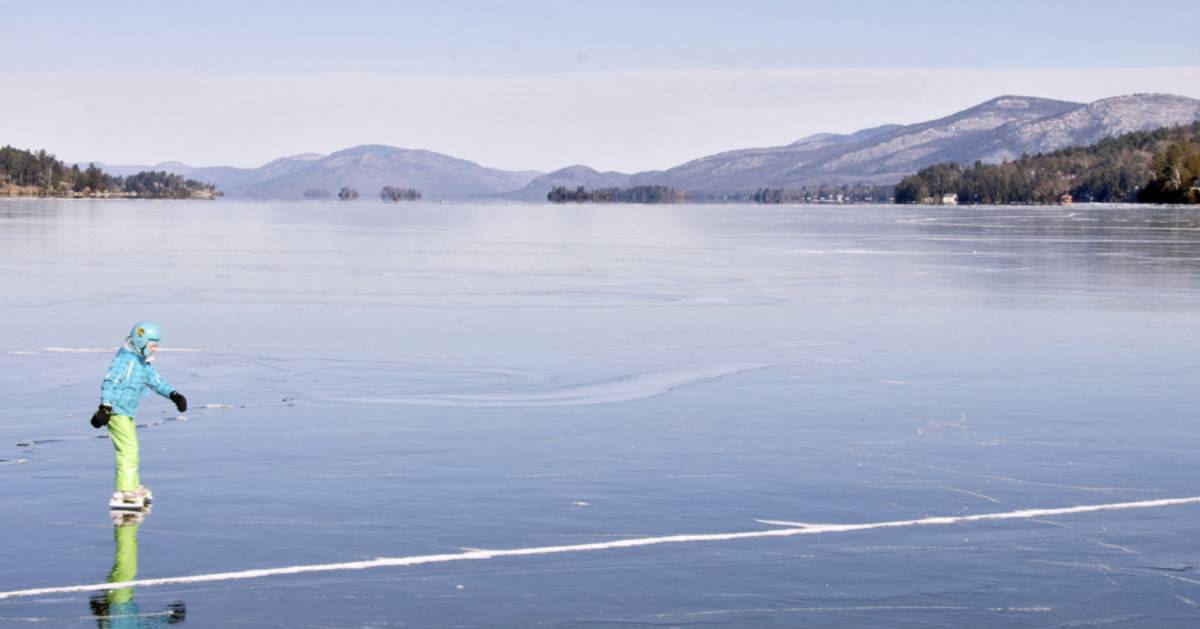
[91,321,188,511]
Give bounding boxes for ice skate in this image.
[109,508,147,526]
[134,485,154,506]
[108,490,147,512]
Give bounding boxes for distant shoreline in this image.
[0,184,218,200]
[3,194,1189,208]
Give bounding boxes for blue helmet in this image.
[128,321,162,357]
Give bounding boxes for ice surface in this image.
[325,363,770,407]
[3,200,1200,627]
[5,495,1198,602]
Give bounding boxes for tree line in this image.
[547,185,685,203]
[0,145,77,190]
[0,145,219,198]
[307,186,422,201]
[894,122,1200,205]
[1138,141,1200,203]
[380,186,421,202]
[120,171,220,199]
[751,184,893,204]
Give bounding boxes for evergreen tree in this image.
[896,122,1200,205]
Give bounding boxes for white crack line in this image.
[2,495,1198,601]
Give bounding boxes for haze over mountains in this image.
[96,93,1200,200]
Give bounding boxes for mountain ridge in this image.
[185,146,543,199]
[84,93,1200,200]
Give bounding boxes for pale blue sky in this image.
[6,0,1197,73]
[3,1,1199,171]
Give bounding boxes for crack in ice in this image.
[1,496,1198,600]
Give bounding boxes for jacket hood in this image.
[122,340,153,364]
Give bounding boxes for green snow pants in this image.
[107,520,140,606]
[107,414,140,492]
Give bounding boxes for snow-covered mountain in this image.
[960,94,1200,164]
[633,93,1200,192]
[516,93,1200,197]
[85,93,1200,200]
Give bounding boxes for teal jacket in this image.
[100,345,175,417]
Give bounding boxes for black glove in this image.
[91,404,111,429]
[170,391,188,413]
[165,601,187,624]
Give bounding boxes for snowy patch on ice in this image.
[324,363,770,408]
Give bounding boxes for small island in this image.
[548,185,684,203]
[380,186,421,202]
[0,145,219,199]
[751,185,892,204]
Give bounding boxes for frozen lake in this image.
[2,199,1200,627]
